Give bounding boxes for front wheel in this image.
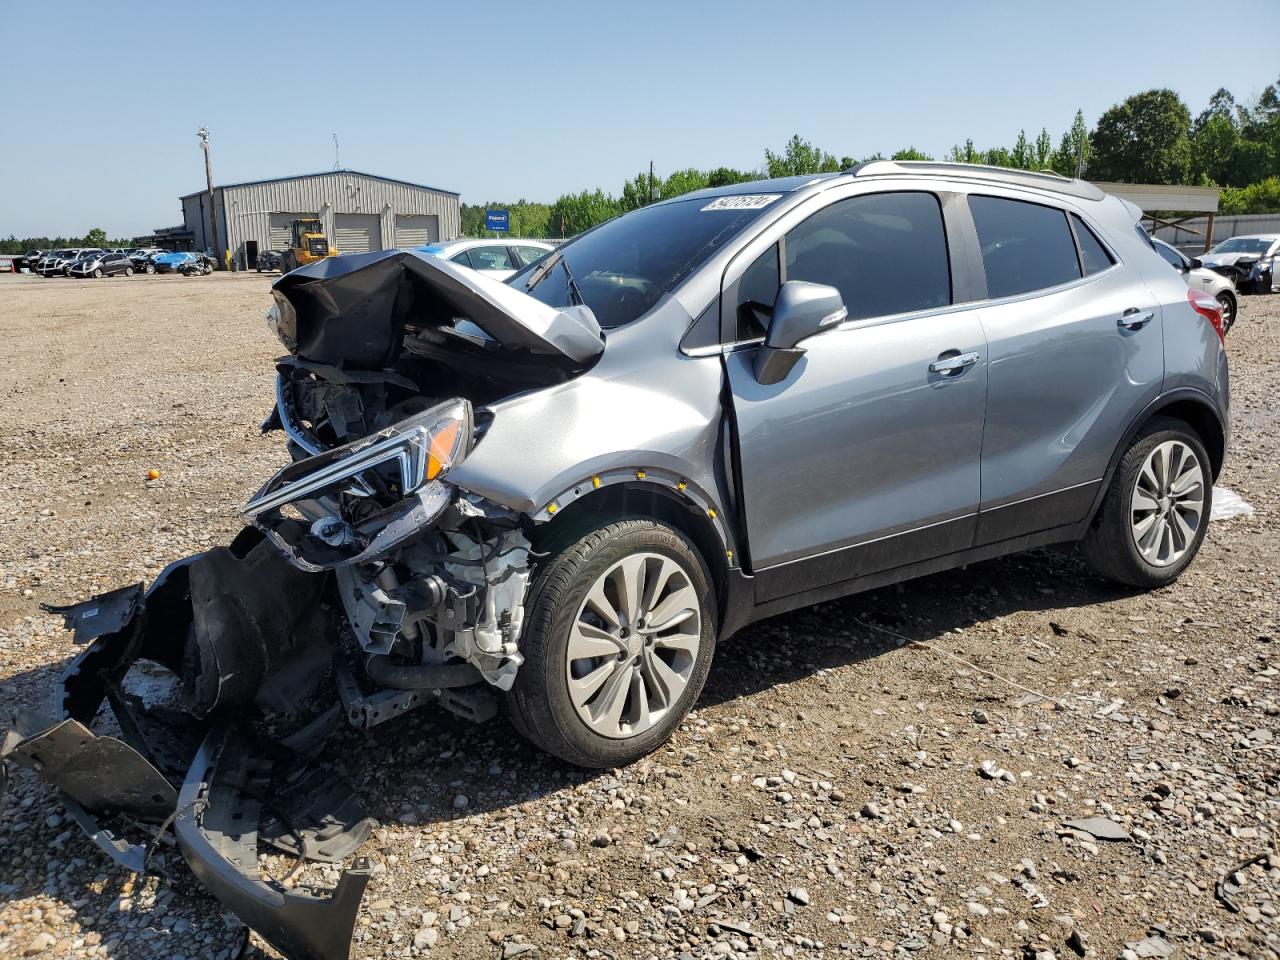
[145,263,155,275]
[1079,416,1212,589]
[93,268,103,278]
[506,519,717,768]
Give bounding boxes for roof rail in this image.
[843,160,1105,201]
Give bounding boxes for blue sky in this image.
[3,0,1278,237]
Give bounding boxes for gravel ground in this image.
[0,272,1277,960]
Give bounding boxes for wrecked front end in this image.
[2,250,603,960]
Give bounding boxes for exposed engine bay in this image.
[1,250,605,960]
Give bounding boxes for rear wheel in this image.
[93,268,102,279]
[506,519,716,768]
[281,251,297,273]
[124,266,133,277]
[1080,416,1211,588]
[1217,292,1236,334]
[145,263,155,275]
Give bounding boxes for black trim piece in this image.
[938,191,985,303]
[974,481,1100,546]
[754,514,977,604]
[744,522,1082,627]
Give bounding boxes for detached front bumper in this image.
[2,547,375,960]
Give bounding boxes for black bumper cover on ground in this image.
[1,547,374,960]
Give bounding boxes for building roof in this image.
[1091,182,1220,213]
[180,169,459,201]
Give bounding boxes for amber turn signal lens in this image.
[426,420,462,480]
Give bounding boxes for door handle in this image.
[928,351,980,374]
[1119,308,1154,330]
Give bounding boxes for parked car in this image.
[178,252,216,276]
[1152,238,1237,333]
[4,162,1229,960]
[129,248,165,274]
[69,251,136,279]
[255,249,284,272]
[15,250,46,271]
[417,238,555,280]
[152,250,209,275]
[37,248,103,277]
[1199,234,1279,294]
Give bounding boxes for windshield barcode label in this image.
[700,194,782,211]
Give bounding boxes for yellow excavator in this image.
[279,218,338,273]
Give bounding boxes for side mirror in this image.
[753,281,846,385]
[1187,257,1203,270]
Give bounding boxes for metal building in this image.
[180,169,460,268]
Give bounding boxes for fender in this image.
[1082,386,1227,530]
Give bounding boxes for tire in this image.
[1217,292,1236,334]
[1079,416,1213,589]
[145,263,155,275]
[506,519,717,768]
[281,251,297,273]
[93,268,102,279]
[124,266,133,277]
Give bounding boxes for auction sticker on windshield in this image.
[700,194,782,211]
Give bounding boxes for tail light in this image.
[1187,288,1224,343]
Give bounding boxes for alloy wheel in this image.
[1130,440,1205,567]
[1217,293,1235,333]
[565,552,702,739]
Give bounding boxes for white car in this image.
[1199,234,1279,294]
[1152,238,1238,333]
[416,239,554,280]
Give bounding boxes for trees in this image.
[1089,89,1192,183]
[890,147,932,161]
[764,135,843,177]
[545,190,620,238]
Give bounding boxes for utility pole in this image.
[648,160,655,205]
[333,133,340,170]
[197,127,221,262]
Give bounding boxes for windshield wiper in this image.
[525,249,584,306]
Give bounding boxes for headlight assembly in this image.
[243,398,473,570]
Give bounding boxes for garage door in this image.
[268,212,318,252]
[395,214,439,248]
[334,214,382,254]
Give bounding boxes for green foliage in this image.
[1089,89,1193,183]
[1220,177,1280,215]
[890,146,932,161]
[83,227,107,247]
[765,134,843,177]
[0,230,135,255]
[546,189,621,238]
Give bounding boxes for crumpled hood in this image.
[271,249,603,369]
[1201,252,1262,268]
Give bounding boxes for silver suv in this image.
[6,161,1230,959]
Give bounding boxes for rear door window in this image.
[784,192,951,321]
[967,195,1081,298]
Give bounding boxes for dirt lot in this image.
[0,272,1277,960]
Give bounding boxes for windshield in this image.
[1209,237,1276,255]
[508,196,780,329]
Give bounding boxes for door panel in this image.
[975,267,1163,542]
[727,310,987,602]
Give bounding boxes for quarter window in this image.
[735,244,780,340]
[467,246,516,271]
[784,192,951,321]
[968,195,1081,298]
[1070,214,1115,276]
[1153,240,1186,271]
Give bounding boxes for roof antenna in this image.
[333,133,340,170]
